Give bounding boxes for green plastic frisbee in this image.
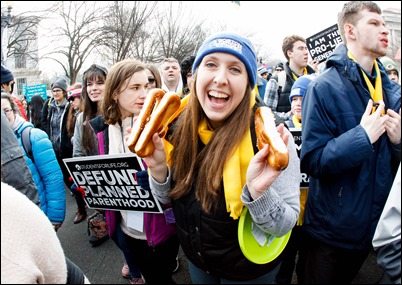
[238,207,291,264]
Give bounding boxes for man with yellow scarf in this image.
[142,32,301,283]
[301,1,401,284]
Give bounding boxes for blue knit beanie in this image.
[1,65,14,84]
[192,32,257,88]
[289,74,317,103]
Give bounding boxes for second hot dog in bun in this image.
[255,106,289,171]
[128,88,181,157]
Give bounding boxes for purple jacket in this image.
[90,115,176,246]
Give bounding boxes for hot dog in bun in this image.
[128,88,181,157]
[255,106,289,171]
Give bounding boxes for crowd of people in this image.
[1,1,400,284]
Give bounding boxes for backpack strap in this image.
[21,126,33,161]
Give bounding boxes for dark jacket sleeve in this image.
[40,98,50,133]
[1,111,39,205]
[376,239,401,284]
[65,257,86,284]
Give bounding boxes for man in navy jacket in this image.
[300,1,401,284]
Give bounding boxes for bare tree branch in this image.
[41,1,109,83]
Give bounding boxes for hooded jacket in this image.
[43,98,73,159]
[14,120,66,223]
[300,43,401,251]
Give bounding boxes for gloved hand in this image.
[70,182,85,198]
[135,170,150,191]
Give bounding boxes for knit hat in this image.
[289,74,316,103]
[181,55,196,75]
[1,65,14,84]
[51,78,68,92]
[67,87,82,101]
[192,32,257,87]
[275,63,284,70]
[258,67,268,75]
[379,56,399,77]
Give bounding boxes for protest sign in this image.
[22,84,48,102]
[63,153,163,213]
[289,128,309,189]
[306,24,343,64]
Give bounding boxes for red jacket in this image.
[13,97,28,121]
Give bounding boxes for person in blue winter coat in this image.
[2,93,66,231]
[300,1,401,284]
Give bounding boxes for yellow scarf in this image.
[165,92,256,220]
[348,51,384,114]
[292,116,302,128]
[292,68,307,80]
[163,95,190,166]
[199,93,255,219]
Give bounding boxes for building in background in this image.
[2,7,42,100]
[3,4,400,99]
[383,7,401,79]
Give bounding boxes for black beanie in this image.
[1,65,14,84]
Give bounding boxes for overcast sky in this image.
[189,1,400,60]
[3,1,401,73]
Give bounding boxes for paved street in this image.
[57,188,383,284]
[57,188,191,284]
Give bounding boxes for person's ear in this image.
[344,23,356,40]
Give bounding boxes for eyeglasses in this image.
[52,89,63,93]
[2,108,13,114]
[68,96,80,102]
[148,78,156,84]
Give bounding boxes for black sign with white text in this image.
[63,154,162,213]
[306,24,343,64]
[289,128,309,189]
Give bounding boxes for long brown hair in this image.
[146,64,162,89]
[169,73,253,214]
[81,65,107,155]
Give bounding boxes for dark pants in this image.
[55,153,74,190]
[74,191,86,211]
[125,233,180,284]
[111,218,142,278]
[66,256,86,284]
[275,226,308,284]
[304,236,370,284]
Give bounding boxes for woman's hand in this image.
[246,124,289,200]
[142,133,168,183]
[126,126,168,183]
